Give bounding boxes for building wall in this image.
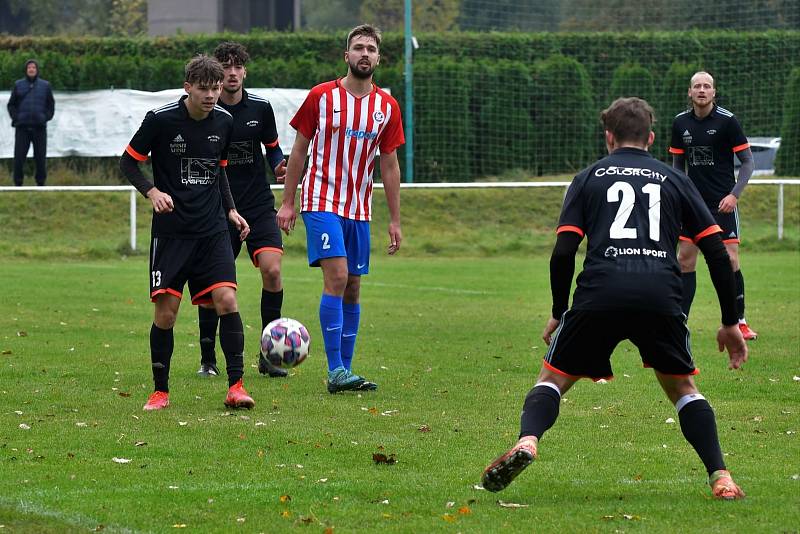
[148,0,222,36]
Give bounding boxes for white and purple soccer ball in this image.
[260,318,310,368]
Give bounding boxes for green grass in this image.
[1,252,799,533]
[0,181,797,260]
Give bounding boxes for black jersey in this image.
[217,89,280,219]
[669,105,750,204]
[558,147,720,315]
[126,96,234,238]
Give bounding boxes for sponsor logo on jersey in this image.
[345,127,378,140]
[180,157,217,185]
[372,110,385,124]
[605,245,667,259]
[682,129,693,144]
[247,120,259,127]
[707,129,717,135]
[207,134,221,143]
[228,140,254,166]
[170,133,186,154]
[594,166,667,182]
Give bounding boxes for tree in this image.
[360,0,460,32]
[109,0,147,36]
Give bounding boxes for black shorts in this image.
[543,309,698,381]
[230,208,283,267]
[149,231,237,305]
[681,205,740,244]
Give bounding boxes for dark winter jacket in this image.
[8,75,55,128]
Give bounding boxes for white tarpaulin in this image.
[0,88,308,158]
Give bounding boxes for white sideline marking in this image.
[282,276,496,295]
[3,499,141,534]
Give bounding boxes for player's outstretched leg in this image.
[197,306,220,377]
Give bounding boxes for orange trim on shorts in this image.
[693,224,723,244]
[126,145,148,161]
[219,159,228,167]
[150,288,182,302]
[556,225,584,237]
[678,235,693,242]
[263,138,279,148]
[722,237,740,244]
[642,363,699,377]
[251,246,284,267]
[732,143,750,153]
[669,147,685,155]
[191,281,237,305]
[542,360,613,382]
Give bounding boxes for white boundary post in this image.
[778,183,784,240]
[130,189,137,250]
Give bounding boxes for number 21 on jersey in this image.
[607,182,661,241]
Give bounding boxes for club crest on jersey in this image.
[372,110,385,124]
[170,133,186,154]
[247,120,259,127]
[682,129,692,144]
[207,134,221,143]
[706,129,716,135]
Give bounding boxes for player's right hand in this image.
[147,188,174,214]
[276,204,296,235]
[717,324,748,369]
[542,317,560,345]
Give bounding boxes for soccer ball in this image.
[260,318,310,368]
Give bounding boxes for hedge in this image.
[775,68,800,176]
[1,31,797,179]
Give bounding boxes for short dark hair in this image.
[184,55,224,85]
[213,41,250,66]
[600,97,655,145]
[346,24,381,49]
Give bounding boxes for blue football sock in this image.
[319,293,343,371]
[341,302,361,371]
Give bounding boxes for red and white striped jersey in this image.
[290,79,404,221]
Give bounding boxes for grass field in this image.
[1,249,799,532]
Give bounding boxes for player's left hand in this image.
[229,209,250,241]
[542,316,560,345]
[717,324,748,370]
[274,159,287,184]
[387,222,402,255]
[718,194,738,214]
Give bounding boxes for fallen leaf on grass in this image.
[472,485,485,490]
[134,441,147,447]
[279,495,291,503]
[1,350,11,355]
[280,511,291,518]
[19,424,30,430]
[118,392,131,398]
[13,411,22,415]
[172,524,186,528]
[380,410,398,416]
[445,502,455,508]
[458,506,471,515]
[111,457,131,464]
[17,331,27,337]
[623,514,641,520]
[442,514,456,522]
[793,376,800,382]
[418,424,431,432]
[497,500,529,508]
[373,453,397,465]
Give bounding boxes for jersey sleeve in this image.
[680,175,721,242]
[289,88,320,140]
[669,117,685,155]
[125,111,158,161]
[379,98,405,154]
[261,102,280,148]
[556,172,588,237]
[219,117,233,167]
[727,115,750,153]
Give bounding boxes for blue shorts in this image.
[302,211,371,275]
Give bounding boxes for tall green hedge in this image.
[775,68,800,176]
[1,31,797,180]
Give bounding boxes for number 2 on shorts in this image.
[321,233,331,250]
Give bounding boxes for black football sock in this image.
[734,270,745,321]
[261,289,283,330]
[519,384,561,440]
[150,323,174,393]
[681,271,697,318]
[219,312,245,387]
[198,306,219,365]
[677,396,726,476]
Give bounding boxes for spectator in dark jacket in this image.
[7,59,55,186]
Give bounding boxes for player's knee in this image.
[153,310,177,329]
[343,280,360,303]
[212,289,238,315]
[260,263,282,290]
